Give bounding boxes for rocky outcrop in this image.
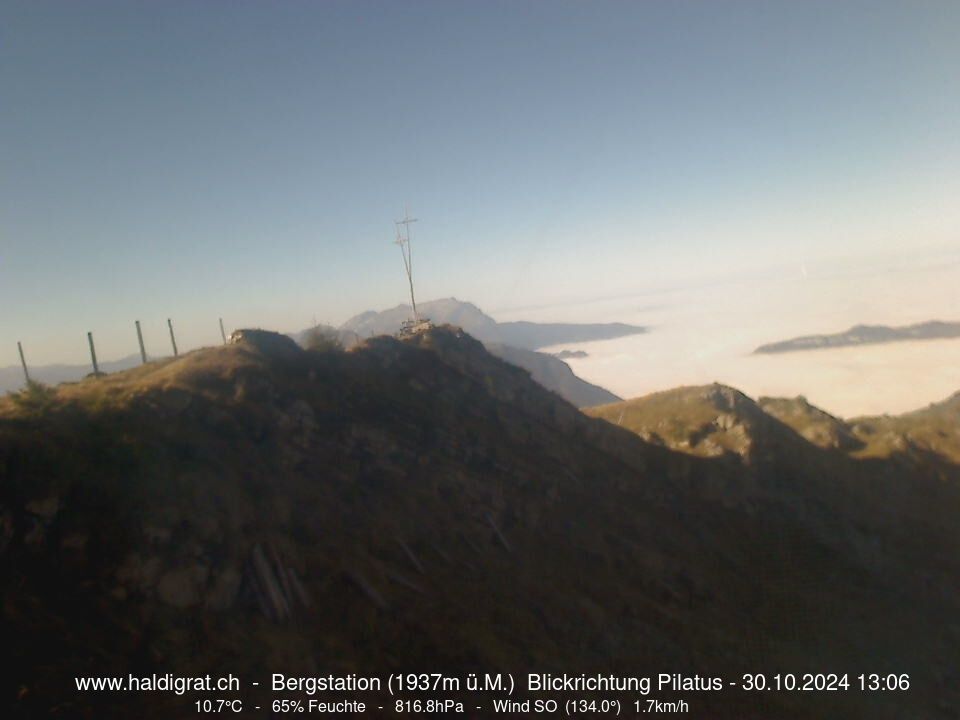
[228,328,304,359]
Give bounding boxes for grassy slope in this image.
[2,332,958,718]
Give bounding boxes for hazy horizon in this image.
[512,243,960,417]
[5,240,958,418]
[3,1,960,364]
[3,1,959,419]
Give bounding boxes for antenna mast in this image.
[395,208,419,321]
[393,208,433,337]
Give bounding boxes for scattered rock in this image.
[0,507,14,554]
[205,566,242,611]
[26,495,60,524]
[156,564,210,609]
[228,329,303,360]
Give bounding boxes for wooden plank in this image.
[486,512,512,553]
[396,539,425,574]
[252,543,290,620]
[287,567,312,608]
[384,568,424,594]
[346,569,388,610]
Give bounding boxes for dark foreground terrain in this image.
[2,327,958,718]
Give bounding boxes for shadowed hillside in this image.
[849,390,960,462]
[587,383,960,464]
[296,302,626,407]
[482,342,619,407]
[2,330,959,718]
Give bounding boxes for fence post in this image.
[219,317,227,345]
[87,332,100,376]
[167,318,179,357]
[135,320,147,364]
[17,341,30,384]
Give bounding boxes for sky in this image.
[1,0,959,365]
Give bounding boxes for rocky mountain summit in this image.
[340,297,646,350]
[2,328,958,718]
[299,298,628,407]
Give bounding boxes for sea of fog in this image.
[494,253,960,418]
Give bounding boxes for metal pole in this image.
[87,332,100,376]
[396,209,419,321]
[167,318,178,357]
[219,317,227,345]
[405,243,419,321]
[135,320,147,364]
[405,210,418,320]
[17,341,30,384]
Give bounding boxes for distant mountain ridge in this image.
[337,298,633,406]
[340,297,646,350]
[0,354,143,395]
[2,327,620,411]
[289,317,619,407]
[755,320,960,354]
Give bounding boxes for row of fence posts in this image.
[16,318,229,385]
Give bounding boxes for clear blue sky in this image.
[2,0,959,363]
